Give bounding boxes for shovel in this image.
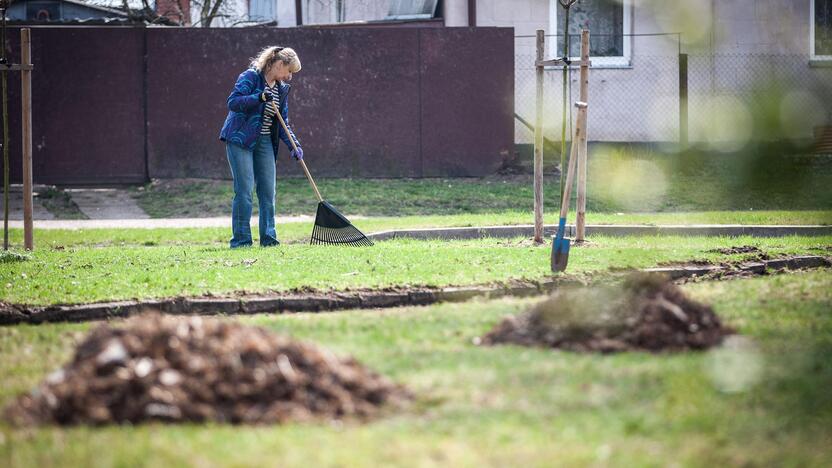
[272,102,373,246]
[552,101,588,272]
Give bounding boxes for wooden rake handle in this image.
[271,100,323,203]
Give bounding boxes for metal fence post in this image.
[679,52,689,147]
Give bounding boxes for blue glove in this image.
[291,146,303,161]
[260,88,275,103]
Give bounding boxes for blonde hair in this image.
[251,46,301,74]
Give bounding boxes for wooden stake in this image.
[2,68,7,251]
[575,30,590,242]
[679,52,689,147]
[533,30,544,243]
[1,11,8,250]
[21,28,33,251]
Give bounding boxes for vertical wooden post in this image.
[575,29,590,242]
[533,30,544,243]
[2,5,8,250]
[2,66,7,251]
[679,52,689,147]
[21,28,33,251]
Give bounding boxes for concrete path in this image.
[4,219,830,238]
[1,186,55,220]
[3,186,152,220]
[64,188,149,220]
[6,215,315,230]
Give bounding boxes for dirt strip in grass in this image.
[3,255,827,326]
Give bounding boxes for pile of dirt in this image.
[5,313,410,426]
[707,245,762,255]
[707,245,770,260]
[481,273,734,353]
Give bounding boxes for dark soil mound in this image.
[707,245,769,258]
[482,274,734,353]
[5,313,410,426]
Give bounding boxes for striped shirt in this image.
[260,82,281,135]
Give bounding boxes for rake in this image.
[272,102,373,246]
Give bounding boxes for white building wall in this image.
[277,0,297,26]
[695,0,830,145]
[502,0,830,144]
[444,0,469,26]
[476,0,549,35]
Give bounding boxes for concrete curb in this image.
[2,256,828,326]
[368,224,832,241]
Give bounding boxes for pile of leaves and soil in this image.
[706,245,771,261]
[482,274,734,353]
[5,312,410,426]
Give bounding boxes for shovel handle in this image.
[559,103,586,219]
[271,101,323,203]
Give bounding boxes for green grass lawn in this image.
[2,226,830,305]
[131,151,832,218]
[7,210,832,253]
[1,271,830,467]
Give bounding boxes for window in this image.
[386,0,439,20]
[26,1,61,21]
[549,0,632,67]
[248,0,277,23]
[813,0,832,59]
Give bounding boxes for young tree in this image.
[192,0,230,27]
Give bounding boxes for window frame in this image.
[811,0,832,61]
[548,0,633,68]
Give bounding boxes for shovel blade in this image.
[551,238,571,272]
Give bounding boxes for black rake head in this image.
[311,201,373,246]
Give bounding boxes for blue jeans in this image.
[226,136,279,248]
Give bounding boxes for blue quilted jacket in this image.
[219,68,299,156]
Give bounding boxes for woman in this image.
[219,46,303,248]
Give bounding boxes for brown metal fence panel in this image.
[7,27,147,185]
[5,26,514,184]
[145,28,237,180]
[283,27,423,178]
[146,27,424,179]
[419,27,514,176]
